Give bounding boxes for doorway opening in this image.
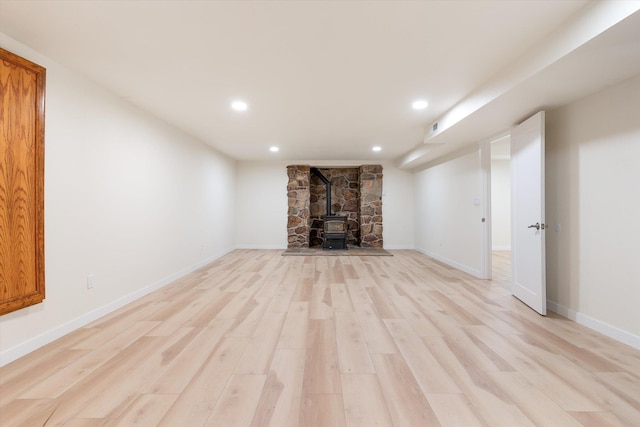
[485,111,547,315]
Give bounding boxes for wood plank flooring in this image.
[1,249,640,426]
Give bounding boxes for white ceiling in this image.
[1,1,639,168]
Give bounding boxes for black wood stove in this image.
[323,215,348,250]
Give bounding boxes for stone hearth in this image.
[287,164,383,249]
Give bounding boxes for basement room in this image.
[1,1,640,425]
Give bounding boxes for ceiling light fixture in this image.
[231,100,248,111]
[372,146,382,152]
[412,100,428,110]
[270,146,279,152]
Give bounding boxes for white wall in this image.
[235,161,289,249]
[0,34,237,365]
[546,73,640,347]
[491,158,511,250]
[413,149,485,277]
[235,160,414,249]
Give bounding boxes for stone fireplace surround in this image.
[287,165,383,248]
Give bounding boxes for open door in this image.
[511,111,546,315]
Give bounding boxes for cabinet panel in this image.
[0,47,46,316]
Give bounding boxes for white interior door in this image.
[511,111,546,315]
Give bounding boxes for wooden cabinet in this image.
[0,47,46,316]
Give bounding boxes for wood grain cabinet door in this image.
[0,48,46,316]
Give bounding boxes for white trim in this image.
[480,141,492,280]
[235,244,415,250]
[415,248,483,279]
[234,244,287,250]
[547,301,640,351]
[492,245,511,251]
[381,245,413,250]
[0,248,234,367]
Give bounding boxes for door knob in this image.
[528,223,540,230]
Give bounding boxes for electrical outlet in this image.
[87,274,95,289]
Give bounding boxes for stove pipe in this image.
[310,167,331,216]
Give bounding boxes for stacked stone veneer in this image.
[359,165,383,247]
[287,164,383,249]
[309,167,360,247]
[287,165,310,247]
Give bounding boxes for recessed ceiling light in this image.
[372,146,382,152]
[231,100,248,111]
[412,100,428,110]
[270,146,279,152]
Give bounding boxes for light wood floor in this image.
[2,250,640,426]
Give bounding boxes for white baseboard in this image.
[234,244,287,250]
[235,245,414,250]
[547,301,640,351]
[492,245,511,251]
[0,248,234,367]
[415,248,483,279]
[382,245,414,250]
